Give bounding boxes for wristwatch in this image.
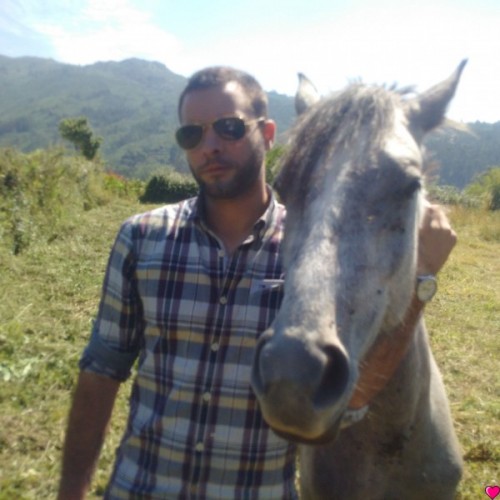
[416,275,437,302]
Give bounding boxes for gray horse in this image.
[251,62,465,499]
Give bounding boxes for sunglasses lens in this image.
[176,125,203,150]
[213,117,246,141]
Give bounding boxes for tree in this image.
[59,117,102,160]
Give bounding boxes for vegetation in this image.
[1,148,104,255]
[140,169,198,203]
[464,167,500,211]
[426,205,499,498]
[0,199,140,499]
[3,55,499,188]
[0,148,145,255]
[425,122,500,188]
[0,146,498,498]
[266,143,287,184]
[428,166,500,212]
[59,117,102,160]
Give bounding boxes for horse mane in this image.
[275,84,413,202]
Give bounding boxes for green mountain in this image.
[425,122,500,188]
[0,55,498,186]
[0,55,295,179]
[0,55,191,178]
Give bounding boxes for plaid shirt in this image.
[80,194,298,499]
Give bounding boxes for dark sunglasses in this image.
[176,116,265,150]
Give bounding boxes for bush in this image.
[140,171,198,204]
[0,148,110,254]
[103,171,144,199]
[464,167,500,211]
[426,184,480,208]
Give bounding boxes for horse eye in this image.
[378,152,422,199]
[399,178,422,198]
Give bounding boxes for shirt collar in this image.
[192,185,280,244]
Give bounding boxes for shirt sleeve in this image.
[79,218,142,381]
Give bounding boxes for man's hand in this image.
[417,202,457,276]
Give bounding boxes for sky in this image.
[1,0,500,123]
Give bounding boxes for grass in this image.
[0,201,498,499]
[0,199,143,499]
[425,206,500,498]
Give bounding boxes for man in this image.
[58,66,456,499]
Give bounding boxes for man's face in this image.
[179,82,274,200]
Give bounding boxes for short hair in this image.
[177,66,268,121]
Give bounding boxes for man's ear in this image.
[262,119,276,150]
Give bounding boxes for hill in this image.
[425,122,500,188]
[0,54,499,186]
[0,55,295,179]
[0,55,188,178]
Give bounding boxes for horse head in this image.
[251,61,466,444]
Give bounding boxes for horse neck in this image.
[370,320,433,429]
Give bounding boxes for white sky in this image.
[1,0,500,122]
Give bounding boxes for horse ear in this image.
[409,59,467,135]
[295,73,320,115]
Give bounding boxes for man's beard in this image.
[190,149,264,200]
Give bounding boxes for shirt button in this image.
[203,392,211,402]
[219,296,227,305]
[218,250,225,258]
[195,442,204,452]
[211,342,219,352]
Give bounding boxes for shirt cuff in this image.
[79,325,139,381]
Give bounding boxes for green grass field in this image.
[0,201,498,499]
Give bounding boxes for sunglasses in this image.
[176,116,265,150]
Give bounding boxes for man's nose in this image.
[199,126,222,154]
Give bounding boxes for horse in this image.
[251,62,466,499]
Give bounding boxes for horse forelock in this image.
[276,84,411,205]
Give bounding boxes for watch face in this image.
[417,277,437,302]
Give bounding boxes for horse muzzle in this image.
[251,327,352,443]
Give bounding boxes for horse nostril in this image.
[313,345,350,410]
[252,331,350,413]
[253,333,329,397]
